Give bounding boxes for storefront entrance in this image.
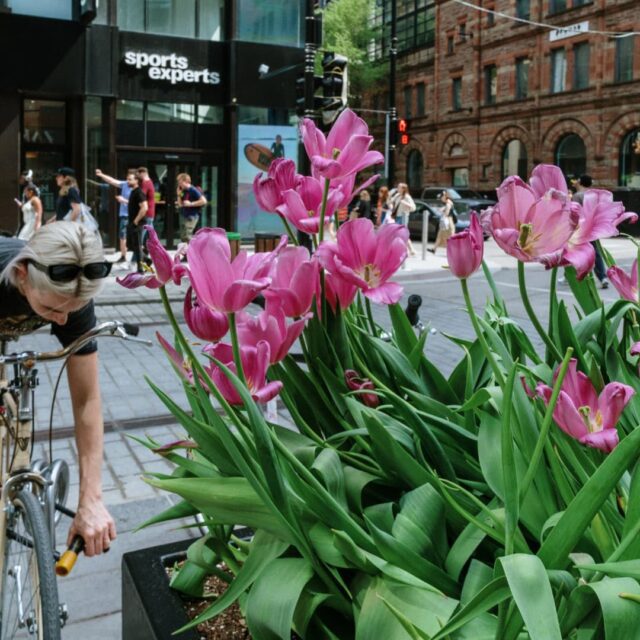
[117,152,219,249]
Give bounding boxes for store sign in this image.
[123,51,221,85]
[549,21,589,42]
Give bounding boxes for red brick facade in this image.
[369,0,640,194]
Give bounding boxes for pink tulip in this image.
[345,370,380,408]
[203,341,283,405]
[156,332,194,384]
[276,177,344,234]
[236,302,308,364]
[253,159,301,213]
[608,260,638,303]
[317,219,408,304]
[325,270,358,312]
[632,342,640,356]
[446,212,484,279]
[330,172,381,209]
[536,359,634,453]
[489,175,578,263]
[184,287,229,342]
[263,246,319,317]
[187,228,282,314]
[528,164,570,199]
[300,109,384,180]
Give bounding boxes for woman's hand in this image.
[68,497,116,557]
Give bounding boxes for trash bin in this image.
[226,232,241,259]
[254,232,284,253]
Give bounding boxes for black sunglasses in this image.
[27,259,112,282]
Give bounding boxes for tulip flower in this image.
[317,219,408,304]
[253,158,301,213]
[345,370,380,408]
[203,341,283,405]
[536,359,634,453]
[608,260,638,303]
[184,287,229,342]
[330,172,381,209]
[446,212,484,279]
[632,342,640,356]
[325,270,358,312]
[528,164,571,199]
[300,109,384,180]
[276,177,344,234]
[156,332,194,384]
[263,246,319,317]
[236,302,308,364]
[187,228,281,314]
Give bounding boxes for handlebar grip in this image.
[55,536,84,577]
[122,323,140,337]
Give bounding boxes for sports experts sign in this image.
[123,51,221,85]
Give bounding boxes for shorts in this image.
[118,217,128,240]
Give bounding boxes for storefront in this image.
[0,0,304,246]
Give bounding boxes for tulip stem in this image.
[281,217,300,247]
[228,312,247,385]
[519,346,573,504]
[364,296,377,336]
[318,178,330,244]
[518,261,563,363]
[461,278,505,387]
[547,267,558,364]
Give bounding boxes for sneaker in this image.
[601,278,610,290]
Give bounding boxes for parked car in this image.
[407,198,471,241]
[420,187,496,212]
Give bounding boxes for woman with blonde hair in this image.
[429,190,456,254]
[0,222,116,557]
[376,186,390,225]
[54,167,82,222]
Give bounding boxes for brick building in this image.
[368,0,640,197]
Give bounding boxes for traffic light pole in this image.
[304,0,319,125]
[387,0,398,187]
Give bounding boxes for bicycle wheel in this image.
[1,489,60,640]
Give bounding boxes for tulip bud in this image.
[446,213,484,279]
[345,370,380,408]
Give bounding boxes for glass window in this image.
[573,42,590,90]
[452,167,469,187]
[515,0,530,19]
[484,65,497,105]
[407,150,424,193]
[404,86,413,119]
[555,133,586,178]
[416,83,425,116]
[516,58,530,99]
[198,105,223,125]
[23,100,66,145]
[447,36,454,54]
[502,140,528,180]
[237,0,304,47]
[116,100,144,121]
[147,103,196,123]
[116,100,144,145]
[199,0,224,40]
[117,0,144,31]
[619,129,640,187]
[452,78,462,111]
[486,7,495,26]
[549,0,566,14]
[147,0,195,38]
[8,0,72,20]
[23,151,65,217]
[551,48,566,93]
[615,37,634,83]
[94,0,110,25]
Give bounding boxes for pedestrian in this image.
[16,183,42,241]
[177,173,207,242]
[350,189,372,220]
[95,168,133,263]
[270,134,285,158]
[376,186,391,226]
[126,172,148,273]
[54,167,82,222]
[389,182,417,255]
[18,169,40,203]
[429,190,456,255]
[573,174,609,289]
[136,167,156,261]
[0,222,116,556]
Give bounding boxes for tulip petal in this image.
[364,282,404,305]
[598,382,635,431]
[579,429,619,453]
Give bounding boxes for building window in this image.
[407,150,424,194]
[515,0,530,19]
[549,0,567,14]
[484,65,497,105]
[452,167,469,187]
[550,48,567,93]
[615,37,634,83]
[619,129,640,187]
[502,140,528,180]
[23,99,66,145]
[515,58,530,100]
[6,0,73,20]
[573,42,590,90]
[486,5,495,26]
[555,133,586,178]
[416,83,425,116]
[447,36,455,54]
[452,78,462,111]
[237,0,302,47]
[404,86,413,119]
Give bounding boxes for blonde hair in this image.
[176,173,191,184]
[59,176,79,196]
[1,222,106,300]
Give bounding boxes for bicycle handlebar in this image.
[0,321,152,366]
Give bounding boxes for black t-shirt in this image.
[0,238,97,354]
[128,187,146,224]
[55,187,82,221]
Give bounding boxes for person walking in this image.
[350,189,372,220]
[126,173,148,273]
[573,174,609,289]
[16,183,42,240]
[429,190,456,254]
[95,168,134,263]
[136,167,156,261]
[376,186,391,226]
[177,173,207,242]
[390,182,416,255]
[54,167,82,222]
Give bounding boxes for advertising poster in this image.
[237,124,299,238]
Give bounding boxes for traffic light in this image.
[295,73,324,117]
[322,52,348,110]
[398,118,410,145]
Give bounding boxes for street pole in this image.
[387,0,398,187]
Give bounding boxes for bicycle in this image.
[0,321,150,639]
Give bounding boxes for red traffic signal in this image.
[398,119,409,145]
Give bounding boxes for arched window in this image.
[502,140,528,180]
[555,134,586,179]
[619,129,640,187]
[407,149,424,193]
